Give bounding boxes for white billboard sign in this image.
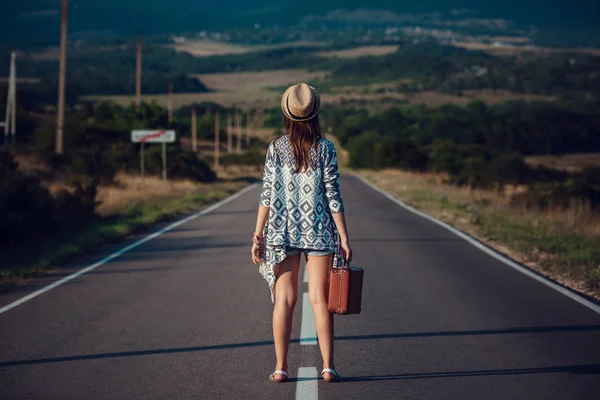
[131,130,176,143]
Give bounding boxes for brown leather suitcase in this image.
[328,266,364,315]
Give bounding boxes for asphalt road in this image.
[1,175,599,400]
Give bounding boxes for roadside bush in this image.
[144,145,216,182]
[347,130,383,169]
[221,148,264,167]
[511,169,600,210]
[391,140,429,171]
[510,183,568,210]
[490,153,530,189]
[570,167,600,209]
[456,156,492,188]
[0,151,56,249]
[0,151,92,257]
[528,165,570,183]
[427,139,461,175]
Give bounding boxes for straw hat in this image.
[281,83,321,122]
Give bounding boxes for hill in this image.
[1,1,598,46]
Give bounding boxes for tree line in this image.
[332,100,600,209]
[4,40,599,112]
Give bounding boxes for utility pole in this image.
[56,0,68,154]
[255,110,261,137]
[214,111,220,169]
[191,107,197,153]
[167,82,173,122]
[245,109,252,146]
[227,112,233,153]
[258,109,265,138]
[10,53,15,145]
[236,109,242,154]
[136,35,143,108]
[3,51,16,146]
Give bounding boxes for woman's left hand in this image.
[251,242,262,265]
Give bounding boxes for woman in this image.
[251,83,352,383]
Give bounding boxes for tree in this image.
[459,157,492,188]
[428,139,461,174]
[491,153,530,191]
[347,130,381,169]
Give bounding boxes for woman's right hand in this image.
[251,242,263,265]
[341,240,353,264]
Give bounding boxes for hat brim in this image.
[281,85,321,122]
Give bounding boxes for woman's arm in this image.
[323,142,353,263]
[251,205,270,265]
[252,143,275,264]
[254,205,270,237]
[332,212,349,244]
[332,211,352,263]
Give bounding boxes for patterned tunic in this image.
[258,135,345,301]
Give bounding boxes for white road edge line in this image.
[300,292,317,345]
[296,367,318,400]
[0,184,259,315]
[303,264,309,283]
[354,174,600,315]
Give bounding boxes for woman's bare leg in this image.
[306,254,336,378]
[272,255,300,377]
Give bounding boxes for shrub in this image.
[0,151,92,257]
[144,145,216,182]
[221,148,264,167]
[490,153,530,189]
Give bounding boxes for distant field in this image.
[84,62,554,109]
[168,39,327,57]
[316,45,399,58]
[487,36,533,44]
[322,88,554,107]
[85,69,328,108]
[328,80,413,94]
[191,69,328,92]
[87,87,555,110]
[451,40,600,56]
[28,45,128,61]
[526,153,600,172]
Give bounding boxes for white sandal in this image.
[321,368,342,382]
[269,370,288,383]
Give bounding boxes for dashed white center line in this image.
[297,266,318,400]
[296,367,318,400]
[300,292,317,345]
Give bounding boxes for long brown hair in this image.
[284,116,324,173]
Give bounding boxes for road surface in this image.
[1,175,599,400]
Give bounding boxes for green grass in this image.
[423,192,600,285]
[480,212,600,268]
[0,187,243,292]
[357,169,600,297]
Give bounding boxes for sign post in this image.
[140,142,145,186]
[227,113,233,153]
[162,141,167,191]
[214,111,220,169]
[131,130,176,192]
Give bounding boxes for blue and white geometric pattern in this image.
[258,135,345,302]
